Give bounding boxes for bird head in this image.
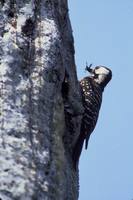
[86,64,112,89]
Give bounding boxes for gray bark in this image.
[0,0,83,199]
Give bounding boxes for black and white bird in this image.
[73,64,112,168]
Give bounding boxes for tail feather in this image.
[72,123,92,169]
[72,132,85,170]
[85,134,91,149]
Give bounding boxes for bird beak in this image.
[85,63,94,74]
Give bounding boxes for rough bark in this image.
[0,0,83,199]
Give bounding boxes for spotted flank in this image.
[80,77,102,149]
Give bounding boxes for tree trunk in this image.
[0,0,83,200]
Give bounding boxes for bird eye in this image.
[94,74,98,78]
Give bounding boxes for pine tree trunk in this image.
[0,0,83,199]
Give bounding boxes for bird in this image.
[72,64,112,169]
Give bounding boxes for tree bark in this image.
[0,0,83,199]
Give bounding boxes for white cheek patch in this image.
[95,67,109,75]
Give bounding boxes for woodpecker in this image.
[72,64,112,168]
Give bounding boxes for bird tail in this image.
[85,134,91,149]
[72,132,85,170]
